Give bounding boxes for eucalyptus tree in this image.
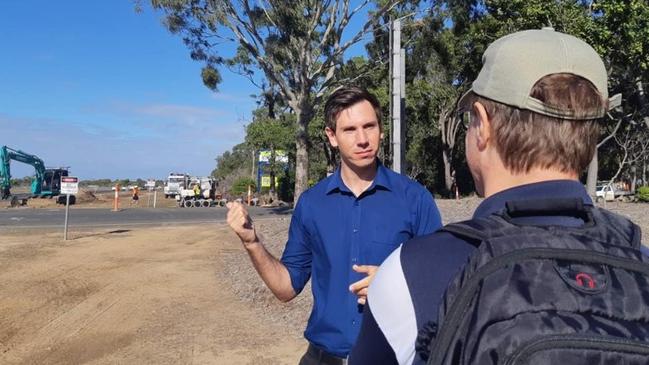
[584,0,649,194]
[150,0,401,201]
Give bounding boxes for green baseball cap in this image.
[461,27,621,120]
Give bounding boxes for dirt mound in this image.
[75,190,99,203]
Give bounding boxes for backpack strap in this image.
[503,197,593,225]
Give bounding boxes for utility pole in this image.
[391,18,406,174]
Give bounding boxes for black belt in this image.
[306,343,347,365]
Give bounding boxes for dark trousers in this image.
[298,343,348,365]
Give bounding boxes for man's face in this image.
[325,100,383,170]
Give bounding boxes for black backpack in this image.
[417,198,649,365]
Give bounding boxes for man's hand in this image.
[226,201,258,246]
[349,264,379,305]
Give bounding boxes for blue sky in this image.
[0,1,381,181]
[1,1,259,180]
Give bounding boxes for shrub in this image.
[231,177,256,196]
[636,186,649,202]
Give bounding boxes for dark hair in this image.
[460,73,606,174]
[324,86,382,131]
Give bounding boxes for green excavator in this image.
[0,146,70,200]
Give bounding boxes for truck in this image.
[163,173,190,199]
[177,176,227,208]
[0,146,72,205]
[595,183,634,202]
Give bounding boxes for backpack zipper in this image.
[504,334,649,365]
[427,248,649,365]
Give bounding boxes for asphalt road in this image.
[0,206,292,230]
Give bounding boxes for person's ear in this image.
[325,127,338,148]
[472,101,492,151]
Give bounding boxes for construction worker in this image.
[193,183,201,199]
[131,186,139,206]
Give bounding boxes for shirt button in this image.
[352,320,357,325]
[353,228,358,233]
[354,201,359,206]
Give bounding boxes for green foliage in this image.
[212,143,253,181]
[230,177,256,196]
[152,0,648,197]
[150,0,400,201]
[79,179,113,187]
[245,109,294,152]
[201,66,222,91]
[636,186,649,202]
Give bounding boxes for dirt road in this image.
[2,197,648,365]
[0,224,305,365]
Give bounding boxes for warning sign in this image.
[60,176,79,195]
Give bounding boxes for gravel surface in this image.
[220,198,649,338]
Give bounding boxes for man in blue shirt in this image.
[350,28,648,364]
[227,86,442,364]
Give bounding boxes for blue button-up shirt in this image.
[280,162,442,357]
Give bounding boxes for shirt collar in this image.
[473,180,593,219]
[326,160,393,195]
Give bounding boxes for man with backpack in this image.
[349,28,649,365]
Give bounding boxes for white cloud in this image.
[0,107,247,180]
[210,92,256,103]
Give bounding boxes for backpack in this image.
[417,198,649,365]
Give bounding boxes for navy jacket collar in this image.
[473,180,593,219]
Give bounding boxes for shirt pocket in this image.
[362,223,412,265]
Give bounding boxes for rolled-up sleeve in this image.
[280,195,312,294]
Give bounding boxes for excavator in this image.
[0,146,70,201]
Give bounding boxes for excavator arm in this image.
[1,146,46,198]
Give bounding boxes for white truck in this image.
[163,173,189,199]
[177,176,227,208]
[595,183,634,202]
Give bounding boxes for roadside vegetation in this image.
[134,2,641,203]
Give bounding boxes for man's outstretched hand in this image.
[226,201,258,246]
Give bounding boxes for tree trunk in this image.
[322,140,337,174]
[442,148,453,193]
[439,105,459,195]
[643,159,647,187]
[251,149,256,180]
[586,151,598,198]
[631,165,637,192]
[293,104,312,203]
[269,145,277,203]
[637,78,649,128]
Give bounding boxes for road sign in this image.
[60,176,79,195]
[259,150,288,164]
[60,176,78,241]
[146,180,155,188]
[261,176,271,188]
